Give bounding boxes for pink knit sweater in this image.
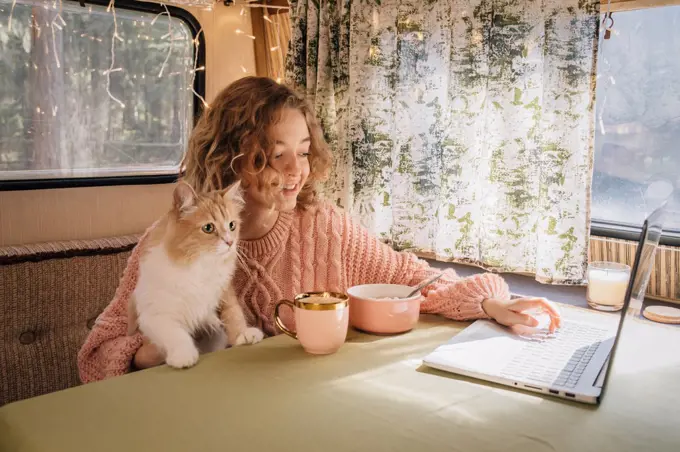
[77,201,510,383]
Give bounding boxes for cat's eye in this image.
[228,221,236,231]
[202,223,215,234]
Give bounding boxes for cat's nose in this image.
[223,237,233,247]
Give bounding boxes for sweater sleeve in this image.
[76,239,146,384]
[341,210,511,321]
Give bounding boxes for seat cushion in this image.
[0,236,138,406]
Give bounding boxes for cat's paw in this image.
[234,327,264,346]
[165,344,199,369]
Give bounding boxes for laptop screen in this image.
[598,204,667,398]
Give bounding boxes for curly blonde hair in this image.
[181,76,332,208]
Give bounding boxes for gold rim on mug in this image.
[274,292,349,339]
[292,291,349,310]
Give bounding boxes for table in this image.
[1,310,679,452]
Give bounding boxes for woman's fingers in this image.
[503,310,540,328]
[485,297,564,332]
[509,297,562,331]
[510,297,560,316]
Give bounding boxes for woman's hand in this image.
[482,297,562,333]
[133,337,165,370]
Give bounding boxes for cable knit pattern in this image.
[315,210,329,290]
[300,208,315,290]
[76,228,150,383]
[327,208,344,293]
[288,214,302,298]
[77,201,511,383]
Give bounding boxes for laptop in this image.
[422,204,667,405]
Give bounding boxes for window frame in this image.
[592,0,680,246]
[591,221,680,247]
[0,0,206,191]
[606,0,680,13]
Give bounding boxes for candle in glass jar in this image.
[586,262,631,311]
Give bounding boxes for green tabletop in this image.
[1,312,679,452]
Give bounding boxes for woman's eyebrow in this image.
[275,137,311,145]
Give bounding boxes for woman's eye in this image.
[201,223,215,234]
[229,221,236,231]
[300,152,310,157]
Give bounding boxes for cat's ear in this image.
[223,180,244,206]
[173,181,197,215]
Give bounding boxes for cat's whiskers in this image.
[235,248,253,279]
[204,320,222,335]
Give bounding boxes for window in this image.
[0,0,203,186]
[592,4,680,235]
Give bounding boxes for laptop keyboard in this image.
[499,320,613,389]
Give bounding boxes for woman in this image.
[77,77,560,383]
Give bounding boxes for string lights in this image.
[190,29,209,109]
[7,0,14,31]
[2,0,290,113]
[50,3,67,69]
[233,0,290,82]
[270,8,283,82]
[234,2,252,75]
[157,3,173,78]
[105,0,125,108]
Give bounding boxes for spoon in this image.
[403,272,444,299]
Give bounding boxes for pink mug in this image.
[274,292,349,355]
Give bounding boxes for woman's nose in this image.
[283,154,301,175]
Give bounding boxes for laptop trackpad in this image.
[423,320,533,375]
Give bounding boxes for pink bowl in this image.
[346,284,422,334]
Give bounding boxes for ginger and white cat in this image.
[127,180,263,369]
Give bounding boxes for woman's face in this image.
[246,107,311,212]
